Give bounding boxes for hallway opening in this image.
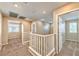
[58,9,79,56]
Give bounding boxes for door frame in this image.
[53,3,79,54]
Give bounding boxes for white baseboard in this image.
[66,39,79,42]
[22,41,29,45]
[2,42,8,46]
[0,42,8,51]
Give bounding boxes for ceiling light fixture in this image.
[14,4,18,7]
[42,11,46,14]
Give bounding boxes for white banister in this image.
[22,32,55,56]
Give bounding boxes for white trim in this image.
[57,8,79,16]
[66,39,79,42]
[22,41,29,45]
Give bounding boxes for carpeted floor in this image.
[0,38,32,56]
[58,40,79,56]
[1,39,79,56]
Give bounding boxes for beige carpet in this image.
[58,40,79,56]
[0,38,32,56]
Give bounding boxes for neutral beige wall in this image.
[32,21,51,35]
[53,3,79,53]
[58,17,65,52]
[32,21,43,34]
[21,19,31,32]
[21,19,32,43]
[2,16,8,45]
[8,32,21,39]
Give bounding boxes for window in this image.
[8,23,20,32]
[69,23,77,33]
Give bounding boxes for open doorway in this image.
[8,20,21,44]
[0,17,32,56]
[58,10,79,56]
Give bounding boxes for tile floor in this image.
[58,40,79,56]
[0,39,32,56]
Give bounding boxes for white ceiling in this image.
[0,2,67,23]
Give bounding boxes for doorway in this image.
[8,20,21,41]
[58,10,79,56]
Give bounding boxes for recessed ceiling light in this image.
[42,11,46,14]
[14,4,18,7]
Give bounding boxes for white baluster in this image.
[37,36,39,53]
[40,36,42,55]
[39,36,41,54]
[38,35,39,53]
[36,35,37,52]
[44,36,45,56]
[44,37,45,56]
[45,36,47,55]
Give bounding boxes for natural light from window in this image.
[69,23,77,33]
[8,20,20,32]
